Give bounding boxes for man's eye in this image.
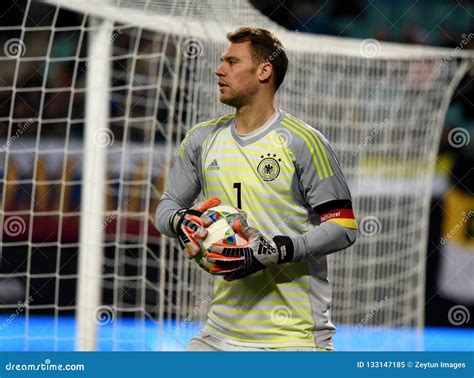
[229,60,236,65]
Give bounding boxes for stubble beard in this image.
[219,88,252,109]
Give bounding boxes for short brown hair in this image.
[227,27,288,91]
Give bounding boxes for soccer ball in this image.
[201,205,247,250]
[195,205,247,272]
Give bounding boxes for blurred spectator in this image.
[401,24,430,45]
[289,1,333,34]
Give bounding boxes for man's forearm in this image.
[155,195,181,237]
[289,221,357,261]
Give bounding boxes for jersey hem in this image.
[203,323,321,349]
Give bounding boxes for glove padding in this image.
[202,219,294,281]
[172,197,221,259]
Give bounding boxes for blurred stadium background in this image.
[0,0,473,351]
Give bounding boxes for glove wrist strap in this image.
[273,236,294,264]
[174,208,202,233]
[170,209,186,234]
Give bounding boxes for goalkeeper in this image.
[155,27,357,351]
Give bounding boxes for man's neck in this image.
[234,98,276,135]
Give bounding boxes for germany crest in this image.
[257,153,281,181]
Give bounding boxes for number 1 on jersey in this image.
[233,182,242,209]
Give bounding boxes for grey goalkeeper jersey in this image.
[156,109,357,349]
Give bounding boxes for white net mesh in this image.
[0,0,471,350]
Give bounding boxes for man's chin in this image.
[219,95,240,108]
[219,95,233,106]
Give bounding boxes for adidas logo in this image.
[207,159,220,170]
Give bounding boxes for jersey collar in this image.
[230,108,283,147]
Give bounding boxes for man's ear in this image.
[258,61,273,84]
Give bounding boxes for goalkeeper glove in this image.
[171,196,221,259]
[203,219,294,281]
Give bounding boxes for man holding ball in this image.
[155,27,357,351]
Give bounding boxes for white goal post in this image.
[0,0,472,351]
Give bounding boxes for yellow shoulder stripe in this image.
[286,115,334,177]
[281,115,334,179]
[192,114,234,130]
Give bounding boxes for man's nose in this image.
[215,64,224,77]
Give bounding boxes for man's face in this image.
[215,41,261,108]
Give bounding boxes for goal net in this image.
[0,0,471,351]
